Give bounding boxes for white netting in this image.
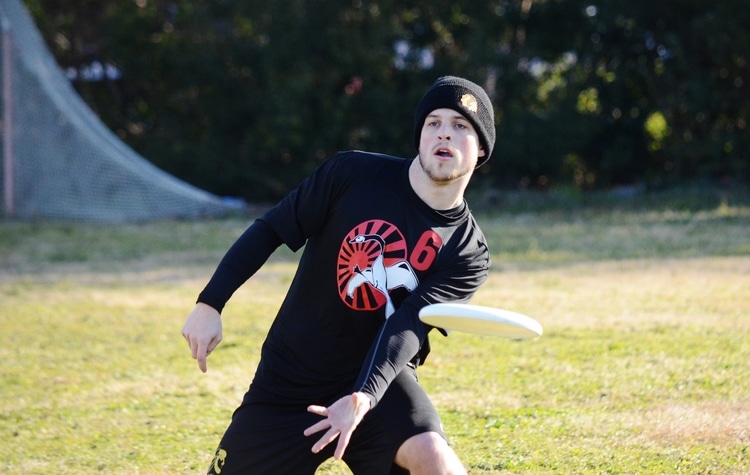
[0,0,242,222]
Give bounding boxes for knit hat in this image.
[413,76,496,168]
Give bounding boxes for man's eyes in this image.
[427,121,469,129]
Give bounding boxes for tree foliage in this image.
[23,0,750,200]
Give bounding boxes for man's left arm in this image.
[303,252,489,457]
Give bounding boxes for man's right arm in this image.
[182,219,283,372]
[197,219,283,312]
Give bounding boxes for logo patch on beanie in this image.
[461,94,478,113]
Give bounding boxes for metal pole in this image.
[2,17,14,218]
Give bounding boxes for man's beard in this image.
[417,155,471,184]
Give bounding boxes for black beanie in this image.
[413,76,496,168]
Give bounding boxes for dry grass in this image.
[476,257,750,330]
[1,194,749,474]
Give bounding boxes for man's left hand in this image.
[304,392,372,460]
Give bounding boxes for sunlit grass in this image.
[1,191,749,473]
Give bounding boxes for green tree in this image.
[522,0,750,188]
[23,0,749,199]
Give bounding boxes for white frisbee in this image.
[419,303,543,339]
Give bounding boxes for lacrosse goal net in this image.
[0,0,241,222]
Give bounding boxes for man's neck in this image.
[408,157,469,210]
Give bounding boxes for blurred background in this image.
[19,0,750,203]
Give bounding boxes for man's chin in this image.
[418,157,468,184]
[429,173,458,185]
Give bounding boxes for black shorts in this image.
[207,366,445,475]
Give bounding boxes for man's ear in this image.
[478,148,486,158]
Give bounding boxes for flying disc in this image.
[419,303,543,339]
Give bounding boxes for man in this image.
[182,75,496,474]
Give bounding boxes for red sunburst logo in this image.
[336,219,407,310]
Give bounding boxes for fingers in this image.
[304,402,359,459]
[196,346,208,373]
[181,306,223,373]
[181,333,213,373]
[334,428,354,460]
[304,406,339,455]
[195,336,221,372]
[182,334,205,372]
[311,428,340,455]
[305,425,353,460]
[306,405,327,417]
[303,406,329,437]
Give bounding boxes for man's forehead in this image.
[427,108,469,120]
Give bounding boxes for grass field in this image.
[1,188,749,474]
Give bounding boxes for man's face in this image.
[417,108,485,184]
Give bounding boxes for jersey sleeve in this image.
[353,233,490,407]
[259,153,345,251]
[197,219,283,313]
[197,153,350,312]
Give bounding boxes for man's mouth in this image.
[434,147,454,158]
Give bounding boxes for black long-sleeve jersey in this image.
[198,151,490,408]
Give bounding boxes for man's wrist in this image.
[353,391,375,410]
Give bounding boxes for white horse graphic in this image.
[346,234,419,318]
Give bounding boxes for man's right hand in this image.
[181,302,223,373]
